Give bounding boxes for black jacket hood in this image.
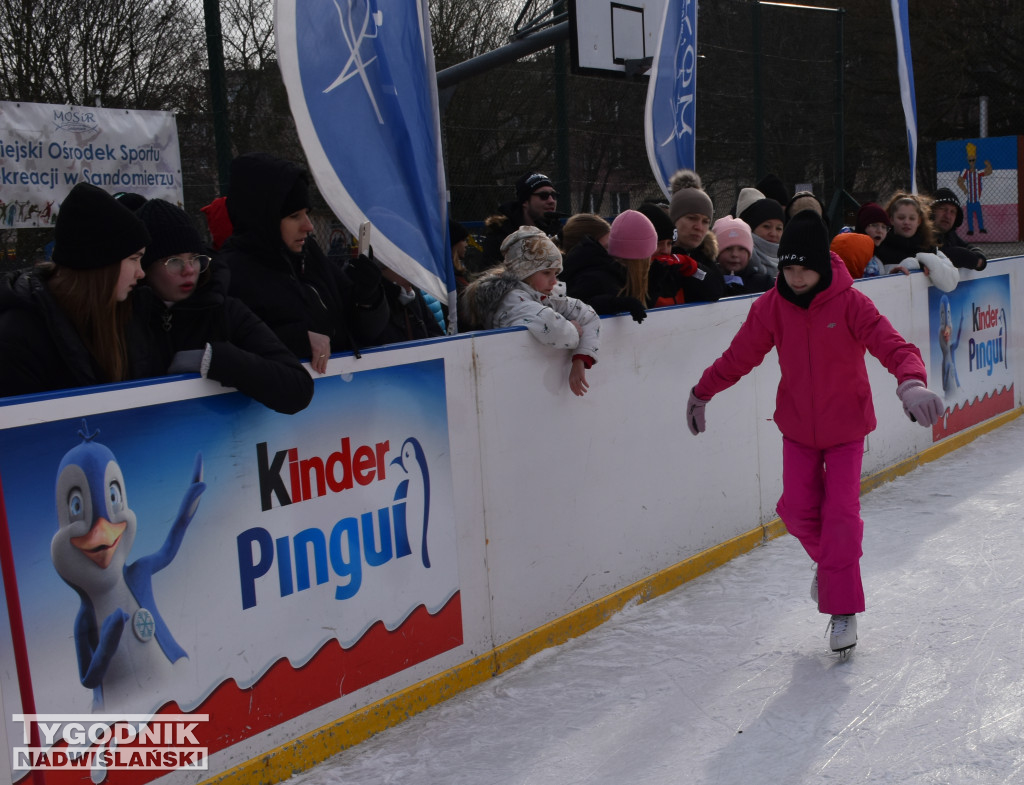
[226,153,309,245]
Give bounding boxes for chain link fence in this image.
[2,0,1022,272]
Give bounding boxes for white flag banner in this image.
[890,0,918,193]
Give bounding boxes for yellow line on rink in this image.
[861,407,1021,494]
[202,406,1022,785]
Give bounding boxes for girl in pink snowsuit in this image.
[685,210,943,654]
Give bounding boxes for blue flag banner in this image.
[276,0,454,305]
[645,0,697,197]
[891,0,918,193]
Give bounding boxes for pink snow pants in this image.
[776,437,866,615]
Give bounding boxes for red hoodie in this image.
[200,196,233,251]
[695,252,927,449]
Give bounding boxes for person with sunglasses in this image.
[133,198,314,414]
[479,171,564,270]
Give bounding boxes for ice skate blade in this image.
[833,644,856,661]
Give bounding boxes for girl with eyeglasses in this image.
[0,183,157,397]
[133,198,314,414]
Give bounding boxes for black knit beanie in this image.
[778,209,831,277]
[279,173,311,217]
[515,171,553,203]
[449,218,469,246]
[740,197,785,231]
[755,173,789,207]
[136,199,205,268]
[52,183,151,270]
[636,202,676,242]
[113,191,147,211]
[932,187,964,230]
[776,210,833,307]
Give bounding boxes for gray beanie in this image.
[669,185,714,223]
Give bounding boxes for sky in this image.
[284,416,1024,785]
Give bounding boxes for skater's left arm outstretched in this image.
[848,292,944,427]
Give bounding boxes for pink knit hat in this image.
[607,209,657,260]
[712,216,753,255]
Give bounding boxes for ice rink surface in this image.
[286,417,1024,785]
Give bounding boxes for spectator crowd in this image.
[0,155,994,410]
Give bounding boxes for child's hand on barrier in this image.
[569,357,589,397]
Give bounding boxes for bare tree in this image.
[216,0,302,160]
[0,0,203,108]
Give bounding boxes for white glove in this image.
[897,380,943,426]
[686,388,708,435]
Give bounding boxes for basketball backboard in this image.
[569,0,668,78]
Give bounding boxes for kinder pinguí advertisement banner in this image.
[0,359,461,782]
[0,101,183,228]
[928,274,1013,440]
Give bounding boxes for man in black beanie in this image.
[930,188,986,271]
[479,171,563,269]
[776,209,833,308]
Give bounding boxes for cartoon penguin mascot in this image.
[938,295,963,398]
[50,421,205,712]
[391,437,431,568]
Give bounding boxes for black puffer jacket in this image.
[0,267,162,398]
[220,153,389,359]
[561,236,706,314]
[561,237,628,313]
[479,201,562,270]
[135,259,314,414]
[671,231,725,303]
[875,231,931,271]
[378,281,446,344]
[718,263,774,296]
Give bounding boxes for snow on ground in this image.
[286,417,1024,785]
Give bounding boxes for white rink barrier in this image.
[0,259,1019,785]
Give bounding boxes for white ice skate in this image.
[828,614,857,658]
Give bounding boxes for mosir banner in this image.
[0,101,183,228]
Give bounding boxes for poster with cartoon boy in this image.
[957,142,992,235]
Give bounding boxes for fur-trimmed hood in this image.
[459,269,524,330]
[675,227,719,264]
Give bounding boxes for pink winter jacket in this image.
[694,252,927,449]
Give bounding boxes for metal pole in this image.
[553,2,570,213]
[830,7,845,231]
[203,0,233,195]
[759,2,849,224]
[436,22,570,91]
[753,2,764,181]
